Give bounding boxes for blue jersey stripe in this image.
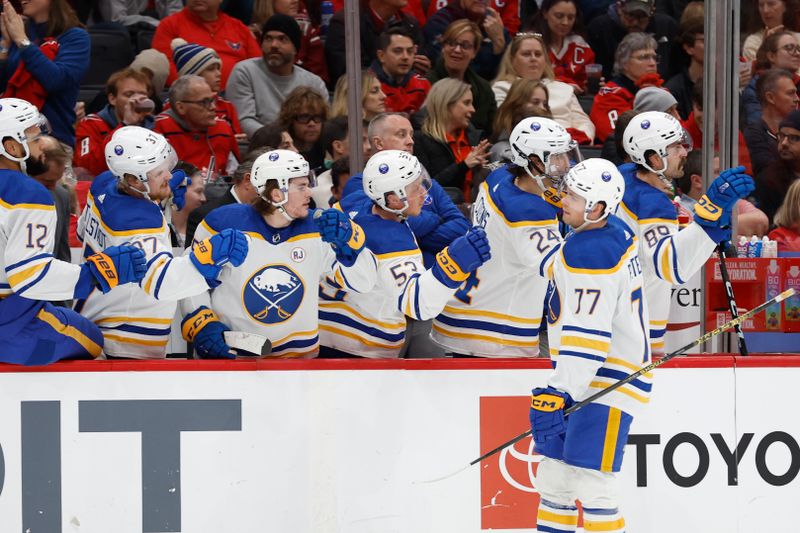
[561,325,612,338]
[103,323,172,336]
[436,313,539,337]
[558,350,606,363]
[273,335,319,352]
[595,367,652,392]
[319,311,406,342]
[5,252,52,272]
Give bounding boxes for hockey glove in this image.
[181,306,234,359]
[169,170,191,211]
[78,245,147,296]
[694,166,754,243]
[529,387,573,442]
[189,228,249,281]
[432,226,491,288]
[314,208,366,267]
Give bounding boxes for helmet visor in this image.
[546,140,582,179]
[145,148,178,182]
[666,128,693,155]
[404,169,432,201]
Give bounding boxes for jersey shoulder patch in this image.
[618,164,678,222]
[203,203,320,243]
[90,173,164,232]
[562,217,632,271]
[484,168,558,224]
[355,209,418,256]
[0,170,54,208]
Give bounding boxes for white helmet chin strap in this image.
[642,155,674,192]
[1,140,31,174]
[575,209,609,232]
[268,188,298,222]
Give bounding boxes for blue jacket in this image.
[740,75,761,129]
[341,173,469,268]
[0,24,90,146]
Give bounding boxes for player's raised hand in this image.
[169,169,190,211]
[181,306,234,359]
[433,226,491,288]
[190,228,249,280]
[85,245,147,293]
[315,208,366,266]
[694,166,754,230]
[529,387,573,442]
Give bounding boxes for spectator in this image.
[664,16,704,120]
[170,39,242,137]
[0,0,88,146]
[490,78,552,163]
[225,14,328,138]
[85,49,171,116]
[741,31,800,128]
[330,71,387,122]
[98,1,182,28]
[742,0,800,62]
[586,0,678,80]
[590,32,661,143]
[30,136,72,264]
[675,150,768,239]
[154,75,240,176]
[168,161,207,248]
[73,68,155,178]
[151,0,261,87]
[414,78,490,202]
[312,116,370,207]
[372,27,432,115]
[424,0,509,81]
[756,110,800,224]
[744,68,798,177]
[769,179,800,252]
[338,110,470,358]
[492,32,595,144]
[331,0,428,25]
[527,0,596,93]
[185,148,266,245]
[426,19,496,136]
[248,121,298,153]
[329,155,351,204]
[683,81,754,175]
[325,0,426,88]
[248,0,328,82]
[601,108,637,164]
[277,86,329,170]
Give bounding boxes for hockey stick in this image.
[224,331,273,358]
[716,244,748,356]
[418,288,795,484]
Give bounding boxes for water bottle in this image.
[321,1,334,40]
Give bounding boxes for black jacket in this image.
[426,59,496,138]
[413,125,482,202]
[185,188,237,246]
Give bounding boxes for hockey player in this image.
[179,149,377,359]
[76,126,249,359]
[431,117,581,357]
[617,111,755,354]
[319,149,491,358]
[529,159,644,533]
[0,98,147,365]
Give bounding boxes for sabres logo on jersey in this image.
[243,265,305,324]
[473,196,488,228]
[547,282,562,326]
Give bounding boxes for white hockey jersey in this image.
[547,216,652,416]
[431,168,561,357]
[616,164,716,354]
[75,171,211,359]
[183,203,377,358]
[319,197,462,358]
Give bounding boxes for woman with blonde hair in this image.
[490,78,552,163]
[492,33,594,144]
[769,179,800,252]
[330,71,387,122]
[426,19,497,137]
[414,78,491,202]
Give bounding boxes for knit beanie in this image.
[260,14,302,53]
[171,38,222,77]
[780,109,800,131]
[130,49,170,95]
[634,87,679,113]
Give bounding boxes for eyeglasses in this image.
[294,113,324,124]
[180,97,216,109]
[778,131,800,143]
[632,53,660,62]
[779,43,800,55]
[444,40,475,51]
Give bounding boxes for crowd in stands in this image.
[2,0,800,356]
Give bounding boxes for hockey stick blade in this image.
[429,288,797,479]
[224,331,273,358]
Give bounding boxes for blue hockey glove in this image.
[694,166,754,226]
[189,228,249,281]
[181,306,234,359]
[314,208,366,267]
[169,170,191,210]
[432,226,491,288]
[77,245,147,296]
[529,387,573,443]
